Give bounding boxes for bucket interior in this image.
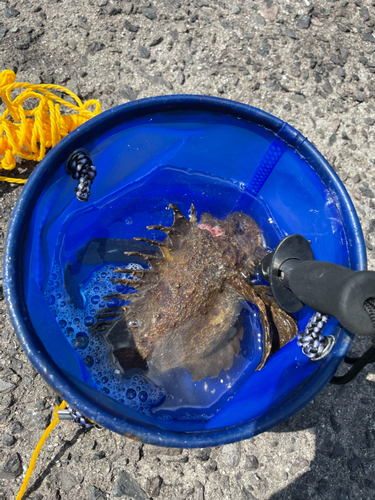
[9,100,362,442]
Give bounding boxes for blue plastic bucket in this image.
[4,96,366,447]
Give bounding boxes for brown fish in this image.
[95,204,298,381]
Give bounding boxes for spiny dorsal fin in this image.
[133,237,169,248]
[110,277,143,286]
[168,204,190,232]
[123,251,162,261]
[146,224,181,235]
[189,204,198,224]
[113,268,149,277]
[169,203,186,220]
[133,237,172,262]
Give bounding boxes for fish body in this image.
[93,205,298,381]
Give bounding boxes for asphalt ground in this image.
[1,0,375,499]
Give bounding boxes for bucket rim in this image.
[3,94,366,447]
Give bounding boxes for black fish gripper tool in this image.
[260,234,375,383]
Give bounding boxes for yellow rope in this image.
[0,176,27,184]
[0,70,101,495]
[0,71,101,497]
[15,400,67,500]
[0,69,101,183]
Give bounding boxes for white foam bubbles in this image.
[44,262,165,415]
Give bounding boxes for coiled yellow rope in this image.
[0,69,101,183]
[15,400,67,500]
[0,70,102,499]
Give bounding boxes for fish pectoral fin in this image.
[229,276,272,371]
[254,289,299,350]
[269,300,299,349]
[123,251,162,261]
[253,284,272,295]
[133,237,169,248]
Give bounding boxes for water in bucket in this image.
[41,164,292,424]
[18,105,354,439]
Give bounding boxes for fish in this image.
[91,204,299,381]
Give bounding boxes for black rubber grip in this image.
[288,261,375,335]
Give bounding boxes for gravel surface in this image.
[1,0,375,499]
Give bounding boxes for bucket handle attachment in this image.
[58,404,102,429]
[65,149,97,202]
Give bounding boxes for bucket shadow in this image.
[22,426,87,499]
[267,337,375,500]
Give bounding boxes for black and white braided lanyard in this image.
[65,150,97,202]
[297,297,375,361]
[58,404,102,429]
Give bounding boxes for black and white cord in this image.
[297,312,335,360]
[66,150,97,202]
[58,404,102,429]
